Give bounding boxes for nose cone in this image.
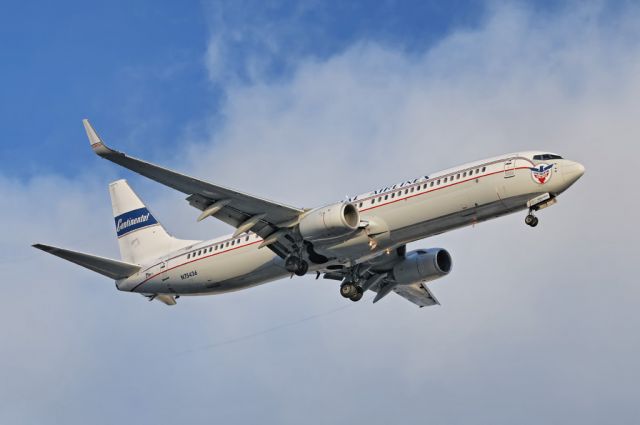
[563,161,585,186]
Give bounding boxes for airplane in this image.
[33,120,585,307]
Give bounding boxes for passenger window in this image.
[209,247,212,253]
[187,253,190,259]
[444,177,448,182]
[410,187,414,192]
[437,179,441,185]
[391,193,395,198]
[384,195,388,200]
[430,181,434,187]
[463,172,467,177]
[371,198,375,204]
[482,167,486,172]
[456,174,460,179]
[404,189,408,195]
[246,236,250,241]
[225,242,229,247]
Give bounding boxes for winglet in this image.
[82,119,111,155]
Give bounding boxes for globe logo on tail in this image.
[529,163,553,184]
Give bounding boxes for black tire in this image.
[350,288,364,302]
[340,283,356,298]
[294,260,309,276]
[285,256,300,273]
[530,217,539,227]
[525,215,535,226]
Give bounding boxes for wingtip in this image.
[32,243,52,252]
[82,119,110,155]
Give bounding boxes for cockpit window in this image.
[533,154,563,160]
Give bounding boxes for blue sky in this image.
[2,1,640,424]
[2,0,517,178]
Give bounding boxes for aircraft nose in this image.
[563,161,585,185]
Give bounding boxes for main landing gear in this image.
[525,213,539,227]
[340,282,364,302]
[285,255,309,276]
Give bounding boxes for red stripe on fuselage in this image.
[130,239,263,292]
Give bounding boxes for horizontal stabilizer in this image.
[33,244,140,280]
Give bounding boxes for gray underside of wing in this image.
[94,147,303,225]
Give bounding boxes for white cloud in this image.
[3,2,640,424]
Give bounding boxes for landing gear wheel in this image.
[294,260,309,276]
[350,287,364,302]
[340,283,357,298]
[285,256,301,273]
[525,214,538,227]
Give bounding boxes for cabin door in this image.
[503,158,516,178]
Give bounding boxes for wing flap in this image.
[33,244,140,280]
[393,283,440,308]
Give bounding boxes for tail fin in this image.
[110,179,197,264]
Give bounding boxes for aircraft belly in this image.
[390,194,532,243]
[172,245,284,295]
[379,173,539,243]
[376,176,501,238]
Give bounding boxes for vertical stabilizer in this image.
[109,180,196,263]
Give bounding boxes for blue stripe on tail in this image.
[114,207,158,237]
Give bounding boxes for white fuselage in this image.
[116,152,584,296]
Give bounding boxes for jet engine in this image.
[299,202,360,241]
[392,248,452,285]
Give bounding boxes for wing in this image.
[83,119,304,258]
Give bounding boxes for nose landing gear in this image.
[525,213,539,227]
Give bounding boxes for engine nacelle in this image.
[393,248,452,285]
[299,202,360,241]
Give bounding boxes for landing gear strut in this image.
[340,282,363,302]
[525,213,539,227]
[285,255,309,276]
